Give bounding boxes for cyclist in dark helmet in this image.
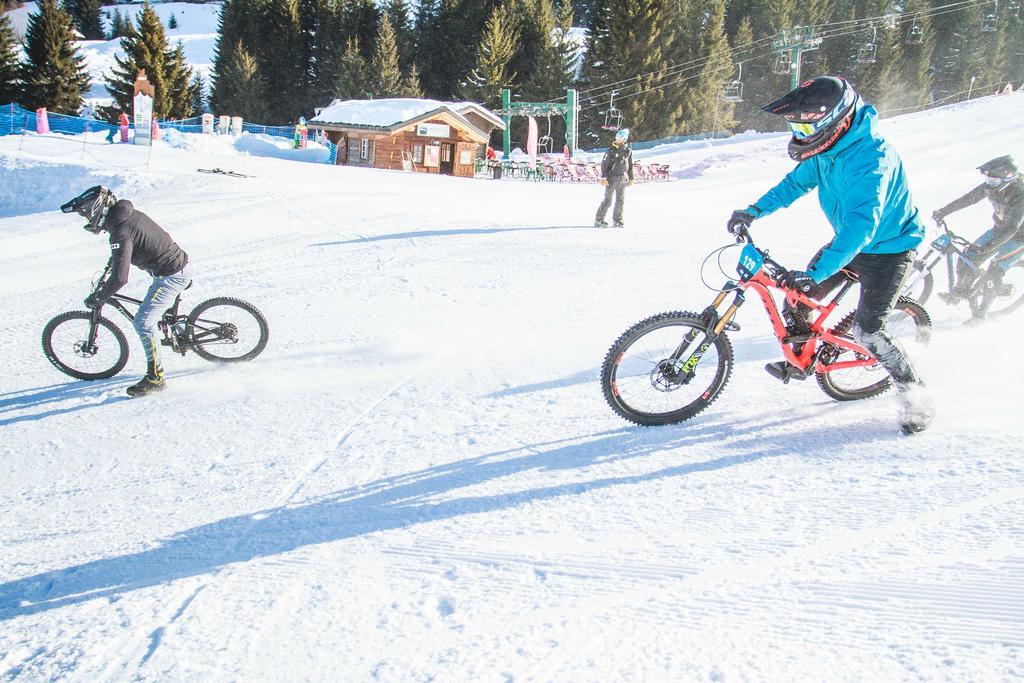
[725,76,933,435]
[932,155,1024,324]
[62,186,193,397]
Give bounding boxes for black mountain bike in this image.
[42,266,270,380]
[901,219,1024,317]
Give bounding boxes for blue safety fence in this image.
[0,103,337,164]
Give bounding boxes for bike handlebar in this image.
[732,226,789,279]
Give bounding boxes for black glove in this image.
[780,270,816,294]
[931,210,945,223]
[727,209,756,236]
[84,293,103,310]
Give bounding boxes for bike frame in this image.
[669,232,877,382]
[907,220,985,295]
[84,267,187,354]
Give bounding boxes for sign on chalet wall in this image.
[416,123,451,138]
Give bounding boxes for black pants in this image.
[797,250,921,385]
[596,177,627,223]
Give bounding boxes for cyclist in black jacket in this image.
[594,128,635,228]
[63,186,193,397]
[933,155,1024,324]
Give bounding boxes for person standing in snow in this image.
[725,76,933,434]
[931,155,1024,324]
[594,128,635,228]
[62,186,193,398]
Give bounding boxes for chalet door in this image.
[439,143,455,175]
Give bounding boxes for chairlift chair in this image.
[601,90,624,131]
[537,115,553,154]
[858,27,878,64]
[772,53,791,76]
[981,11,998,32]
[722,63,744,103]
[906,21,924,45]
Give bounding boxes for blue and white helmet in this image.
[615,128,630,144]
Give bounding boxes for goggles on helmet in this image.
[983,171,1017,188]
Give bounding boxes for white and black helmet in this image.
[978,155,1019,189]
[61,185,118,234]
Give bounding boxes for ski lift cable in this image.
[573,0,990,105]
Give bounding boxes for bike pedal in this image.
[160,339,172,347]
[764,361,809,383]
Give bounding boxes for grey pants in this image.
[596,177,628,223]
[134,264,193,375]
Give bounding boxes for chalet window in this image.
[440,145,453,163]
[413,144,424,164]
[360,138,369,160]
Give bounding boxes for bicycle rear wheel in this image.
[975,261,1024,317]
[601,311,733,426]
[816,296,931,401]
[187,297,269,362]
[42,311,129,380]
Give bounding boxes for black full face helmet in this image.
[977,155,1019,189]
[761,76,859,161]
[61,185,117,233]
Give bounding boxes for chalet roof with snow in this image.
[310,98,505,142]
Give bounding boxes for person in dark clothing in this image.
[594,128,635,228]
[62,186,193,397]
[931,155,1024,324]
[726,76,933,434]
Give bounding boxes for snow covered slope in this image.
[1,93,1023,681]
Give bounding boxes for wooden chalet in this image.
[310,99,505,177]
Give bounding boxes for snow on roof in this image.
[312,98,503,130]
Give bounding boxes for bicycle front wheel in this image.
[900,266,933,304]
[187,297,269,362]
[42,311,129,380]
[816,296,932,401]
[601,311,733,426]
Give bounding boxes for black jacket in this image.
[601,143,635,181]
[96,200,189,301]
[936,177,1024,252]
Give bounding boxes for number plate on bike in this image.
[931,233,952,250]
[736,243,764,281]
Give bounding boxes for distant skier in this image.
[725,76,933,434]
[61,186,193,397]
[931,155,1024,324]
[594,128,635,228]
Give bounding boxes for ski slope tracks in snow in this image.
[1,94,1023,680]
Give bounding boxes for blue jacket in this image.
[748,103,925,282]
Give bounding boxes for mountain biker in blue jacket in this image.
[726,76,933,434]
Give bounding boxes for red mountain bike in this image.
[600,228,931,426]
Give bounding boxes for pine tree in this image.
[64,0,104,40]
[19,0,90,113]
[899,0,934,110]
[347,0,380,61]
[108,9,123,39]
[0,13,20,104]
[400,62,423,97]
[461,3,518,109]
[370,13,403,97]
[164,42,196,118]
[103,4,171,119]
[213,41,267,121]
[333,37,369,100]
[190,72,206,114]
[384,0,415,73]
[168,13,178,30]
[684,0,734,134]
[727,19,757,129]
[261,0,304,122]
[209,0,264,113]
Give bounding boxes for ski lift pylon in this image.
[601,90,623,131]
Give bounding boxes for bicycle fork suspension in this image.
[672,286,745,381]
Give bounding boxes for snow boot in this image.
[937,292,961,305]
[612,220,625,228]
[962,315,986,327]
[127,370,166,398]
[594,219,609,228]
[897,382,934,435]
